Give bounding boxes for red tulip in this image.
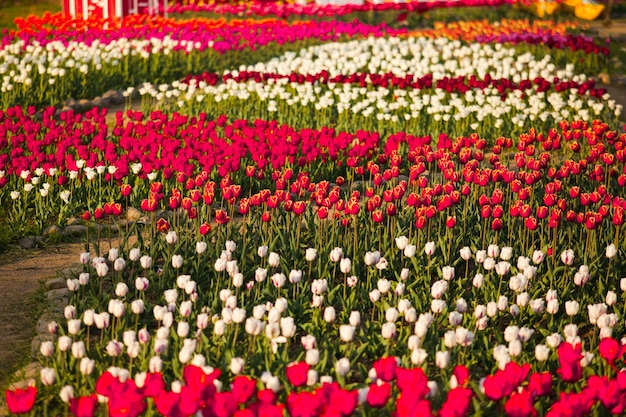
[94,207,105,220]
[5,386,36,414]
[215,209,230,225]
[156,218,170,233]
[317,207,328,220]
[286,362,310,387]
[372,209,384,223]
[373,357,397,382]
[525,216,538,230]
[491,218,503,231]
[504,390,536,417]
[286,391,322,417]
[69,394,97,417]
[558,342,583,383]
[199,223,211,236]
[232,376,257,405]
[599,337,624,364]
[121,184,132,197]
[445,216,456,228]
[367,381,391,408]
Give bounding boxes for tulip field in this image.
[2,2,626,416]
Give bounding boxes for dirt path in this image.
[0,243,83,387]
[0,235,132,390]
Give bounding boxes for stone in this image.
[44,277,66,291]
[64,98,77,107]
[598,72,611,85]
[61,268,80,279]
[64,224,88,235]
[67,217,83,226]
[36,317,53,334]
[9,362,41,389]
[43,225,63,236]
[92,97,111,108]
[46,288,70,301]
[103,90,124,105]
[126,207,142,222]
[17,237,36,249]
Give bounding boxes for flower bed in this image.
[2,7,626,417]
[1,106,626,415]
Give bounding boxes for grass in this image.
[0,0,62,31]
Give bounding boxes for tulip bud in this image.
[115,283,129,298]
[324,307,336,323]
[305,248,317,262]
[59,385,74,403]
[444,330,456,348]
[395,236,408,250]
[171,254,183,268]
[403,245,417,258]
[340,258,352,274]
[300,346,319,366]
[400,268,409,281]
[546,333,563,348]
[41,367,56,386]
[329,247,343,262]
[532,250,545,264]
[606,291,617,306]
[546,300,559,315]
[431,299,446,314]
[80,357,95,375]
[473,274,484,288]
[335,358,350,377]
[411,349,427,365]
[214,320,225,336]
[508,340,522,357]
[67,319,81,335]
[268,252,280,267]
[369,290,381,303]
[140,255,152,269]
[606,244,617,259]
[504,326,519,343]
[66,279,80,292]
[339,325,356,342]
[129,248,141,261]
[64,305,76,320]
[255,268,267,282]
[289,270,302,284]
[78,273,90,286]
[40,341,54,357]
[560,249,575,266]
[58,335,72,352]
[196,242,207,254]
[435,351,450,369]
[377,279,391,294]
[442,266,455,281]
[146,357,163,375]
[71,341,86,359]
[230,357,245,374]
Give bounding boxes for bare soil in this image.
[0,244,82,387]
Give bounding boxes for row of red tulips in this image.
[7,340,626,417]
